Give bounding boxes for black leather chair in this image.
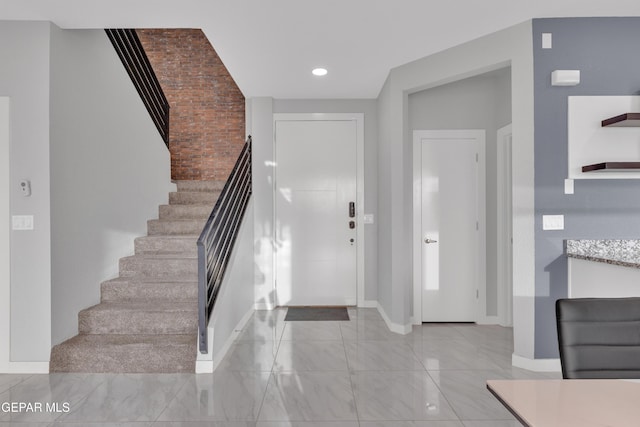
[556,297,640,379]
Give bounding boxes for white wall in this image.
[376,21,536,361]
[0,97,12,371]
[0,21,52,367]
[198,200,256,372]
[408,68,512,317]
[49,27,174,346]
[249,97,276,309]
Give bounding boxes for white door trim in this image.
[272,113,365,306]
[412,129,486,324]
[497,124,513,327]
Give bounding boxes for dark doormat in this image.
[285,307,350,321]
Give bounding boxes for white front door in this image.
[418,130,485,322]
[274,118,357,306]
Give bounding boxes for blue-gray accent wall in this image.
[533,17,640,358]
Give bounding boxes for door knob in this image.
[424,238,438,244]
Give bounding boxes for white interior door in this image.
[419,130,485,322]
[274,119,357,306]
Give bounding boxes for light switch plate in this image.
[12,215,34,230]
[363,214,374,224]
[542,215,564,231]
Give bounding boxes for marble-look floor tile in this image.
[258,372,357,421]
[53,423,154,426]
[1,374,107,423]
[237,318,286,343]
[257,422,359,427]
[217,341,279,372]
[428,370,514,421]
[154,422,257,427]
[411,340,503,371]
[462,421,522,427]
[339,319,405,342]
[57,374,188,423]
[0,423,53,427]
[0,375,32,394]
[281,322,343,341]
[344,341,424,371]
[273,341,348,372]
[351,371,458,421]
[360,422,464,427]
[346,308,382,322]
[406,325,466,341]
[156,372,270,421]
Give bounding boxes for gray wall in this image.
[408,68,512,316]
[533,17,640,358]
[0,21,53,362]
[50,28,173,345]
[273,99,378,301]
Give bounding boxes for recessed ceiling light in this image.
[312,68,328,76]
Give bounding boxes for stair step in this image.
[101,278,198,302]
[147,219,206,236]
[50,334,196,373]
[159,204,212,220]
[175,180,226,192]
[119,255,197,279]
[169,191,219,205]
[79,302,197,335]
[134,235,198,255]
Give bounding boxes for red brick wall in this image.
[136,29,245,181]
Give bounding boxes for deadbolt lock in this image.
[349,221,356,229]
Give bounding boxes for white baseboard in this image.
[196,307,255,374]
[512,354,561,372]
[477,315,500,325]
[0,361,49,374]
[359,300,378,308]
[376,304,412,335]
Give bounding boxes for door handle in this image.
[349,202,355,218]
[424,238,438,244]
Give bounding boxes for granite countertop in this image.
[565,239,640,269]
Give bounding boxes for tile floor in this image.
[0,308,560,426]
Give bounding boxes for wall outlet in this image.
[542,215,564,231]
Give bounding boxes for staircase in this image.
[50,181,224,373]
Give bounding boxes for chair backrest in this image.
[556,297,640,379]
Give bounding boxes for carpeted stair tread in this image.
[50,334,196,373]
[169,191,220,205]
[119,254,197,279]
[175,180,226,192]
[159,204,212,220]
[147,218,207,235]
[100,278,198,302]
[134,235,198,255]
[79,301,197,335]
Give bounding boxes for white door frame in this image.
[272,113,365,306]
[497,124,513,326]
[412,129,487,324]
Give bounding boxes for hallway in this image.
[0,308,559,425]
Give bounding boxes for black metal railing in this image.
[105,29,170,148]
[198,136,252,353]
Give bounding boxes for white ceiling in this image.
[4,0,640,99]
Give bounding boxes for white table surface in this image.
[487,379,640,427]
